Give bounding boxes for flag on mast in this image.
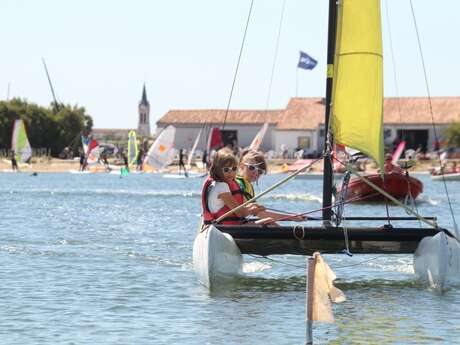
[297,51,318,70]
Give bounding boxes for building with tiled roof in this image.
[156,96,460,155]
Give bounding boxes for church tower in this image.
[138,84,151,137]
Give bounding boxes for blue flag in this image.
[297,51,317,70]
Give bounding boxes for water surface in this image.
[0,172,459,344]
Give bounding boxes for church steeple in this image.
[138,83,151,136]
[141,84,149,106]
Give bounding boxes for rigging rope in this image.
[409,0,459,238]
[265,0,287,109]
[221,0,255,130]
[383,0,403,131]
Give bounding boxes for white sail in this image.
[249,122,268,151]
[187,128,203,168]
[144,125,176,169]
[11,119,32,163]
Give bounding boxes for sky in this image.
[1,0,459,131]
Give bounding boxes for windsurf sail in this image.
[207,128,223,153]
[392,140,406,165]
[249,122,268,151]
[127,130,138,167]
[81,135,90,155]
[86,138,100,164]
[331,0,384,171]
[11,119,32,163]
[144,125,176,169]
[187,128,203,168]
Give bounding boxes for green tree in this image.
[444,122,460,147]
[0,98,93,156]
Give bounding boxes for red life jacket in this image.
[201,176,245,225]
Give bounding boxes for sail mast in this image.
[322,0,338,222]
[42,58,60,114]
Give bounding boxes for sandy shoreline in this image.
[0,157,438,174]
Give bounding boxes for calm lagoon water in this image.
[0,172,459,344]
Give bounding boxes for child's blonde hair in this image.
[240,150,267,174]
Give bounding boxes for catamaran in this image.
[193,0,460,289]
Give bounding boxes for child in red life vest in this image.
[237,150,305,223]
[202,148,264,225]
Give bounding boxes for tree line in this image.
[0,98,93,156]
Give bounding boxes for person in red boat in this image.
[382,153,402,174]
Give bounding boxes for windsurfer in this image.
[178,149,187,176]
[136,149,144,171]
[121,151,129,172]
[11,151,19,172]
[79,149,87,171]
[202,148,265,225]
[237,150,305,223]
[102,153,111,172]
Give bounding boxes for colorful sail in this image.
[81,135,90,155]
[207,128,223,152]
[86,138,100,164]
[331,0,384,171]
[127,130,138,167]
[11,119,32,163]
[187,128,203,168]
[249,122,268,151]
[144,125,176,169]
[392,141,406,165]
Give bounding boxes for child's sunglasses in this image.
[245,164,265,174]
[222,166,238,173]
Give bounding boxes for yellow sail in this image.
[331,0,384,171]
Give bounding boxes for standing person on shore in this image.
[79,149,87,171]
[136,149,144,171]
[178,149,187,176]
[202,150,208,172]
[121,151,129,172]
[11,151,19,172]
[102,153,111,172]
[237,150,305,222]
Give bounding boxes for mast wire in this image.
[222,0,255,130]
[265,0,287,109]
[409,0,459,238]
[383,0,403,130]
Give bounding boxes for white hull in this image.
[192,224,243,288]
[431,173,460,181]
[414,232,460,290]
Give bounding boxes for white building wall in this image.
[156,124,276,152]
[273,130,318,157]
